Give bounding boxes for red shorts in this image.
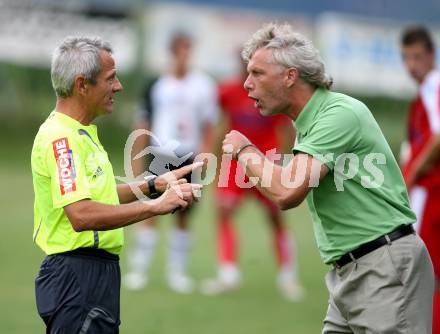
[216,160,277,211]
[410,185,440,279]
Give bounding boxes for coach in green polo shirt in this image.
[31,36,202,333]
[293,87,417,264]
[223,23,434,333]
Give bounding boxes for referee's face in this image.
[89,51,123,117]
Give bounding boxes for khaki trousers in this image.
[323,234,434,333]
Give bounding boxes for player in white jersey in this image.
[124,32,219,293]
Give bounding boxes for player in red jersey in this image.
[201,57,304,301]
[401,25,440,332]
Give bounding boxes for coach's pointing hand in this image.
[222,130,255,160]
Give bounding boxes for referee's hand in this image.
[152,182,202,215]
[155,161,204,193]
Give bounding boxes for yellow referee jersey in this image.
[31,111,123,255]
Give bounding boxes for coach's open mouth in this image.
[249,95,260,106]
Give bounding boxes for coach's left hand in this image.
[222,130,252,160]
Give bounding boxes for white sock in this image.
[128,225,157,275]
[278,262,301,285]
[167,228,191,275]
[280,233,301,279]
[219,263,241,284]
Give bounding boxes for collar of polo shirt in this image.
[294,87,328,136]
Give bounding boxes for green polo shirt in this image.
[293,88,416,264]
[31,111,124,255]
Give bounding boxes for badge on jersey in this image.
[52,137,77,195]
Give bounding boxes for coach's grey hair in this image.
[51,36,112,98]
[242,23,333,89]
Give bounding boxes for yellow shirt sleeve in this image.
[45,135,92,208]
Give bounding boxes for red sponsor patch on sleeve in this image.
[52,137,77,195]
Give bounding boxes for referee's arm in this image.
[64,182,201,232]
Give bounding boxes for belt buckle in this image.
[334,252,355,269]
[384,234,392,245]
[348,252,356,262]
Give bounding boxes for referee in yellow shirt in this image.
[31,36,202,333]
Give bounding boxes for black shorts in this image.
[35,248,120,333]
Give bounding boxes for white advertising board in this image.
[143,3,313,79]
[0,0,137,71]
[316,13,440,97]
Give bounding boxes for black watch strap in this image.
[146,176,161,199]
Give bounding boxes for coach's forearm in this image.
[253,163,304,210]
[239,151,320,210]
[237,146,293,209]
[64,199,159,232]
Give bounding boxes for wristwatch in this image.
[144,175,161,199]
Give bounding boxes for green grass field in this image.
[0,94,409,333]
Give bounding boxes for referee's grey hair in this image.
[51,36,113,98]
[242,23,333,89]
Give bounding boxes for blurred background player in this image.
[124,31,219,293]
[201,55,304,301]
[400,25,440,333]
